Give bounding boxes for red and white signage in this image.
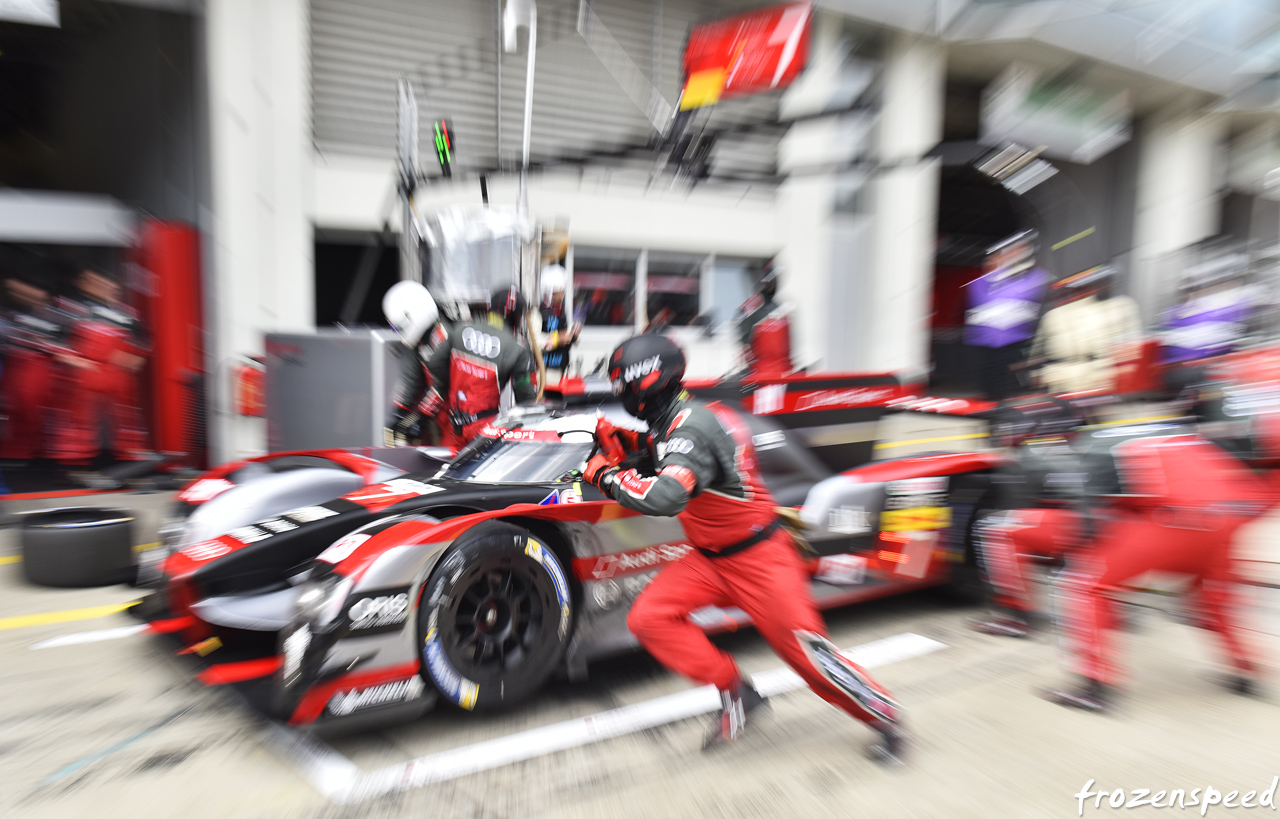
[681,1,812,109]
[573,543,693,581]
[749,385,908,415]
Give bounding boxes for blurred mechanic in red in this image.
[734,259,792,378]
[49,266,150,466]
[426,285,537,449]
[1044,434,1263,711]
[0,271,71,467]
[584,335,906,761]
[383,281,449,446]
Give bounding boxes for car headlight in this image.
[294,574,354,629]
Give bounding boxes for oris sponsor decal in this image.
[347,591,410,631]
[178,478,234,504]
[623,354,662,383]
[317,533,372,564]
[180,539,233,562]
[461,326,501,357]
[285,506,340,524]
[423,608,479,710]
[575,543,693,581]
[326,677,425,717]
[524,539,571,639]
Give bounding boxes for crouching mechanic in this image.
[584,335,907,760]
[427,286,537,448]
[383,281,448,446]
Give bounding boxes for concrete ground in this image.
[1,495,1278,819]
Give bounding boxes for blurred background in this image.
[4,4,1280,815]
[4,0,1280,480]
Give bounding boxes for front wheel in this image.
[419,521,574,710]
[944,509,999,606]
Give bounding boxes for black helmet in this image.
[608,335,686,421]
[760,259,780,300]
[489,285,527,328]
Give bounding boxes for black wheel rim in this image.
[441,554,549,677]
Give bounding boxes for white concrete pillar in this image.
[863,32,944,375]
[779,26,943,376]
[1131,109,1226,325]
[776,12,843,371]
[204,0,314,461]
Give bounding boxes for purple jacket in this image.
[964,267,1050,348]
[1160,288,1257,363]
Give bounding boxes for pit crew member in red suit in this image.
[1043,432,1264,712]
[426,286,536,448]
[584,334,907,761]
[50,267,149,464]
[0,272,73,463]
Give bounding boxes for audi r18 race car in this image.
[142,390,1007,735]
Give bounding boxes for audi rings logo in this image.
[348,592,409,630]
[181,540,232,562]
[461,326,501,357]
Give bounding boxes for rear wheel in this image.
[419,521,573,710]
[945,509,998,605]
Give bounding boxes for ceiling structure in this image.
[825,0,1280,111]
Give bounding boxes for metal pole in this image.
[519,3,537,222]
[495,0,503,170]
[396,78,421,283]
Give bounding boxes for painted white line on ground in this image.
[29,624,149,650]
[274,631,946,804]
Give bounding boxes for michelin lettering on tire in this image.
[523,537,571,639]
[423,606,479,710]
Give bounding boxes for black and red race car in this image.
[141,373,1007,735]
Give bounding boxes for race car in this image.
[142,398,1007,735]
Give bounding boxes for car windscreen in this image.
[442,439,594,484]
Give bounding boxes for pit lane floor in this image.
[2,512,1279,819]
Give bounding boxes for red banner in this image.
[681,1,812,110]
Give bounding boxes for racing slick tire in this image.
[21,507,135,588]
[944,508,997,606]
[419,521,574,711]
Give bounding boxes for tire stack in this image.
[21,507,136,587]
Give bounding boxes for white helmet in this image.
[382,281,439,347]
[540,264,569,298]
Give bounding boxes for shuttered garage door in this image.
[310,0,781,180]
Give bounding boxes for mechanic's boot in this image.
[968,611,1031,638]
[1040,677,1112,713]
[867,722,908,766]
[1221,672,1261,697]
[702,680,769,751]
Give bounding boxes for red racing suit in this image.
[1058,434,1263,685]
[736,295,793,378]
[426,320,536,448]
[602,398,900,728]
[0,305,70,460]
[49,296,150,463]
